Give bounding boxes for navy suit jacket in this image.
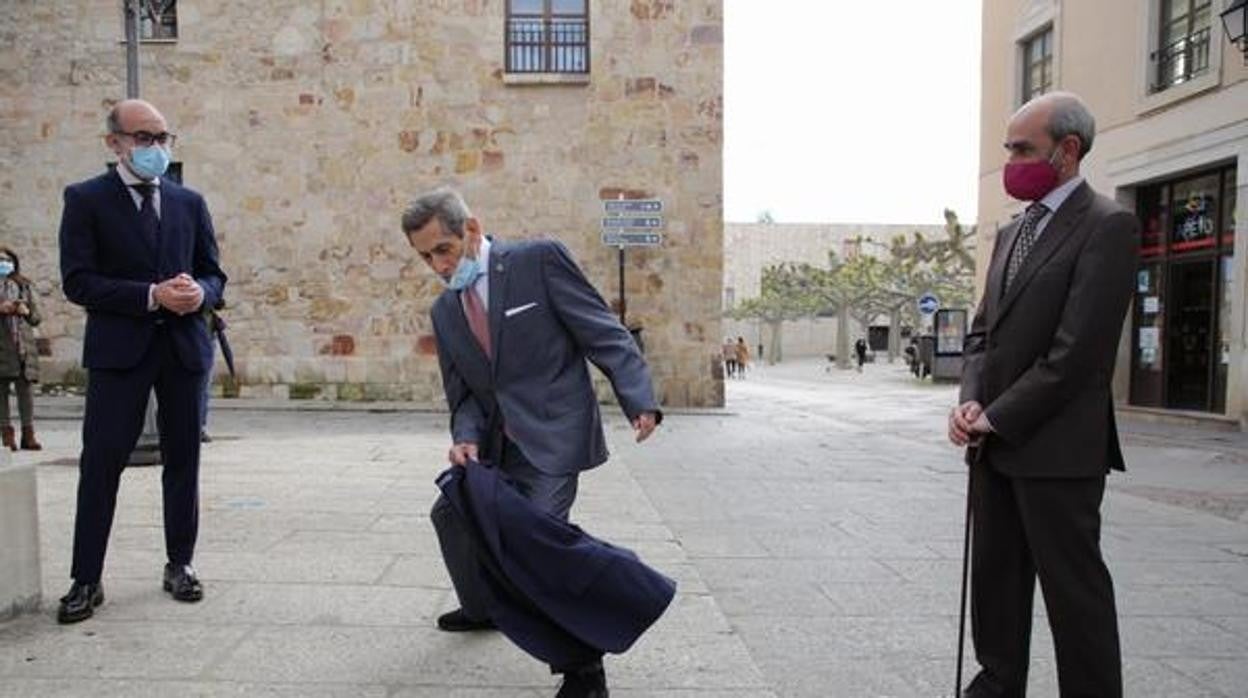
[59,170,226,372]
[436,462,676,667]
[431,238,660,475]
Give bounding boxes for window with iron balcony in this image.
[1151,0,1213,93]
[505,0,589,82]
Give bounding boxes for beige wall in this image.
[979,0,1248,422]
[0,0,725,407]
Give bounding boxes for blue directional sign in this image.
[918,292,940,315]
[603,199,663,214]
[601,216,663,229]
[602,231,662,247]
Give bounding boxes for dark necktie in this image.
[131,183,159,246]
[1004,202,1048,292]
[461,284,491,358]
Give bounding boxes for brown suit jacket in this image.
[960,181,1140,478]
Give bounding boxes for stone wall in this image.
[0,0,725,407]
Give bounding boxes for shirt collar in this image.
[476,235,492,274]
[114,161,161,188]
[1038,175,1083,214]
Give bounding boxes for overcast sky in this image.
[723,1,983,225]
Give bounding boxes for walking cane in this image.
[954,451,976,697]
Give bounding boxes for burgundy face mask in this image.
[1002,148,1062,201]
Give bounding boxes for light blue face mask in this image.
[129,145,170,180]
[445,253,482,291]
[0,261,12,277]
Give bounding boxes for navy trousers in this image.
[71,327,206,584]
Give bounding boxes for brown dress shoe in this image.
[1,425,15,451]
[20,426,41,450]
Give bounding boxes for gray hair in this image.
[1044,91,1095,159]
[106,105,123,134]
[401,187,472,238]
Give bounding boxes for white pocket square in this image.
[504,302,539,318]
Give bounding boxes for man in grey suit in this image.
[402,187,661,698]
[949,92,1138,697]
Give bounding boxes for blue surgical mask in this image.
[445,253,482,291]
[0,262,12,277]
[129,145,170,180]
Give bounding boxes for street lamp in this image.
[1222,0,1248,60]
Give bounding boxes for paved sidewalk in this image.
[1,359,1246,696]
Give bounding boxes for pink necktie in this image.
[461,287,491,358]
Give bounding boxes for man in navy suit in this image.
[57,99,226,624]
[403,187,661,698]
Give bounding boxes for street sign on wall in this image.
[601,231,662,246]
[600,198,664,246]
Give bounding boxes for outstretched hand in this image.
[633,411,658,443]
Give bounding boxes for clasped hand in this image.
[155,273,203,315]
[0,300,28,316]
[948,401,991,447]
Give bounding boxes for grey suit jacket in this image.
[960,182,1139,478]
[431,238,661,476]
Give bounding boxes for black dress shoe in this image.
[56,581,104,624]
[556,664,609,698]
[963,670,1020,698]
[436,608,495,632]
[163,563,204,602]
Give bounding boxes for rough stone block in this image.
[0,455,41,621]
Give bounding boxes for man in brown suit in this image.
[949,92,1139,697]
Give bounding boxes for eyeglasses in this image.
[116,130,177,147]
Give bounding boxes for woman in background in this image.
[0,247,42,450]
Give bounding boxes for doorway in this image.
[1165,260,1214,410]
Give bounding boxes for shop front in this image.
[1130,163,1237,414]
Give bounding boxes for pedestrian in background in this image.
[0,246,42,451]
[734,336,750,378]
[722,337,737,378]
[854,337,868,373]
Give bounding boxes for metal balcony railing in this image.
[506,14,590,74]
[1152,26,1211,92]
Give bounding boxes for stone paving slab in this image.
[1,406,766,697]
[3,359,1247,696]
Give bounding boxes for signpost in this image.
[123,0,161,466]
[600,198,663,324]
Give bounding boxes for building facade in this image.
[980,0,1248,424]
[723,221,949,361]
[0,0,725,407]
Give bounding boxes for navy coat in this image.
[435,462,676,669]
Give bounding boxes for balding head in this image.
[104,99,173,180]
[106,99,166,136]
[1011,91,1096,160]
